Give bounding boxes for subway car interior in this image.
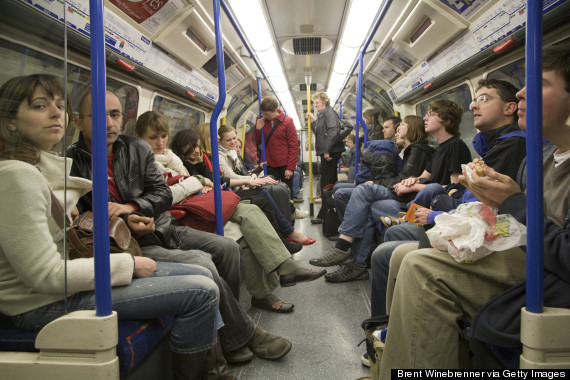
[0,0,570,379]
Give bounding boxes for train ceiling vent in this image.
[293,38,322,55]
[299,84,317,92]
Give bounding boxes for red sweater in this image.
[254,110,299,171]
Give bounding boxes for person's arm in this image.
[0,164,134,295]
[122,143,173,218]
[218,150,252,180]
[254,117,264,145]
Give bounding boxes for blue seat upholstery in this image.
[0,314,174,375]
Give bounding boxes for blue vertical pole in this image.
[89,0,112,316]
[338,104,342,173]
[211,0,226,235]
[525,0,543,313]
[257,78,268,176]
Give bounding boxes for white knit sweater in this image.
[0,153,134,316]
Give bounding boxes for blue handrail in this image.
[89,0,112,316]
[210,0,226,236]
[525,0,544,313]
[338,104,342,173]
[257,77,268,176]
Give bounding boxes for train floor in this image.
[229,178,373,380]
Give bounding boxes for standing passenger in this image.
[307,92,346,223]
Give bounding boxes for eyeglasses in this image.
[79,111,124,120]
[469,94,499,110]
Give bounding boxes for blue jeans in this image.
[333,183,356,221]
[11,262,223,354]
[292,167,302,197]
[142,225,255,352]
[338,183,401,268]
[407,183,446,208]
[370,223,423,316]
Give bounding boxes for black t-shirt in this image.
[427,135,472,185]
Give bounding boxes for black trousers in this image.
[317,152,342,218]
[267,165,294,195]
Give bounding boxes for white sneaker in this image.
[294,208,309,219]
[361,352,370,367]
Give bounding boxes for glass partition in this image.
[151,94,205,137]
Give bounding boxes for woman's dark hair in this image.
[171,129,200,159]
[0,74,71,164]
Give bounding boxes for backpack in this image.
[321,187,341,237]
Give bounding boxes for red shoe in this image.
[285,237,316,246]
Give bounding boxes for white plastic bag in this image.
[426,202,527,263]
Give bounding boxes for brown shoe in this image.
[247,325,292,361]
[203,337,237,379]
[251,295,294,313]
[279,268,327,287]
[224,345,254,364]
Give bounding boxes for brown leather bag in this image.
[50,191,142,259]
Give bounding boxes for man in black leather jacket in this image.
[67,91,293,363]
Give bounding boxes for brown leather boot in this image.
[171,350,207,380]
[203,337,237,380]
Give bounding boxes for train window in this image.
[487,58,525,90]
[363,79,394,123]
[415,83,477,157]
[152,95,205,137]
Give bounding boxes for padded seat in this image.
[0,314,174,375]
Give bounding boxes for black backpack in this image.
[321,187,340,237]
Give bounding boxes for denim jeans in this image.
[11,262,223,354]
[142,225,254,352]
[338,183,401,268]
[292,168,302,197]
[406,183,447,208]
[370,223,424,316]
[332,183,356,221]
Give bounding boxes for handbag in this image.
[49,191,142,259]
[170,190,241,233]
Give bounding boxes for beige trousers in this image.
[379,245,526,377]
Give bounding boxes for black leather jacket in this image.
[67,134,179,248]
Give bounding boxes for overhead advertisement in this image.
[108,0,186,34]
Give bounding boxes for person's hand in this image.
[459,163,521,209]
[284,169,294,179]
[133,256,157,278]
[259,176,278,185]
[109,202,135,218]
[414,207,431,226]
[201,186,212,194]
[393,183,414,196]
[324,153,332,161]
[203,178,213,188]
[127,214,155,236]
[255,118,265,130]
[307,112,315,123]
[365,180,373,185]
[400,177,419,187]
[71,206,80,220]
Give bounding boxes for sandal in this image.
[251,296,294,313]
[380,215,404,228]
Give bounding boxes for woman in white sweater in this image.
[0,74,235,379]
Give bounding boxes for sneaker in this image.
[361,352,370,367]
[247,325,292,360]
[380,215,404,228]
[292,197,304,203]
[324,262,369,283]
[309,246,351,267]
[294,208,309,219]
[313,198,322,204]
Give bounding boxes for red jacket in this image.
[254,110,299,171]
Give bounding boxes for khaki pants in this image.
[379,246,526,377]
[231,203,289,298]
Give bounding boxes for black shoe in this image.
[311,218,322,224]
[282,238,303,254]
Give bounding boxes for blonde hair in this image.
[313,92,330,106]
[195,123,212,154]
